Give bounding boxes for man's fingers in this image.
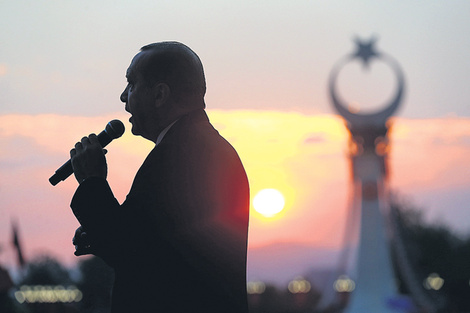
[88,133,100,145]
[70,133,108,182]
[80,136,92,149]
[72,227,87,244]
[72,135,102,155]
[72,226,93,256]
[74,245,93,256]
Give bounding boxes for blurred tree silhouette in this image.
[76,256,114,313]
[7,198,468,313]
[248,284,287,313]
[20,255,73,286]
[18,255,78,313]
[0,264,28,313]
[392,196,470,312]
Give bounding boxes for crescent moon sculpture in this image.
[329,37,405,127]
[329,38,417,313]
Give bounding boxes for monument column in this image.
[329,38,405,312]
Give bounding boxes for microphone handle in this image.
[49,131,113,186]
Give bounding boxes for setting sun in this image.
[253,189,286,218]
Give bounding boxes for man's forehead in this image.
[126,51,148,78]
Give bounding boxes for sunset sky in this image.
[1,1,469,276]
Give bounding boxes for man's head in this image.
[120,42,206,142]
[139,42,206,102]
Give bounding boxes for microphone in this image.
[49,119,125,186]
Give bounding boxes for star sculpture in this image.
[353,37,380,69]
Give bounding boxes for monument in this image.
[329,37,405,312]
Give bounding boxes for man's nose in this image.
[120,87,128,103]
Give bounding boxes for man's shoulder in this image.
[167,109,227,146]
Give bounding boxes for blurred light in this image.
[347,102,361,114]
[14,285,82,303]
[375,136,389,156]
[334,275,356,292]
[423,273,444,291]
[288,276,311,294]
[247,281,266,294]
[349,137,364,156]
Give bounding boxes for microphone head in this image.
[105,120,125,139]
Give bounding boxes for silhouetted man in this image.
[70,42,250,313]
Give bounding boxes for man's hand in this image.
[72,226,94,256]
[70,133,107,183]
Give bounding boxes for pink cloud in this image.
[0,113,469,271]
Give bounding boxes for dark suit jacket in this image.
[71,109,250,313]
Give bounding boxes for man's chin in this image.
[130,124,153,141]
[130,125,141,136]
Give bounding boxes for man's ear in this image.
[152,82,170,108]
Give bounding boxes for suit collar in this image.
[156,109,209,145]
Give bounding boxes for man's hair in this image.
[140,42,206,106]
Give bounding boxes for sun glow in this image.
[253,189,286,218]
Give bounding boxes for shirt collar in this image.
[155,119,179,146]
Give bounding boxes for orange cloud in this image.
[390,117,470,192]
[0,63,7,76]
[0,112,469,269]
